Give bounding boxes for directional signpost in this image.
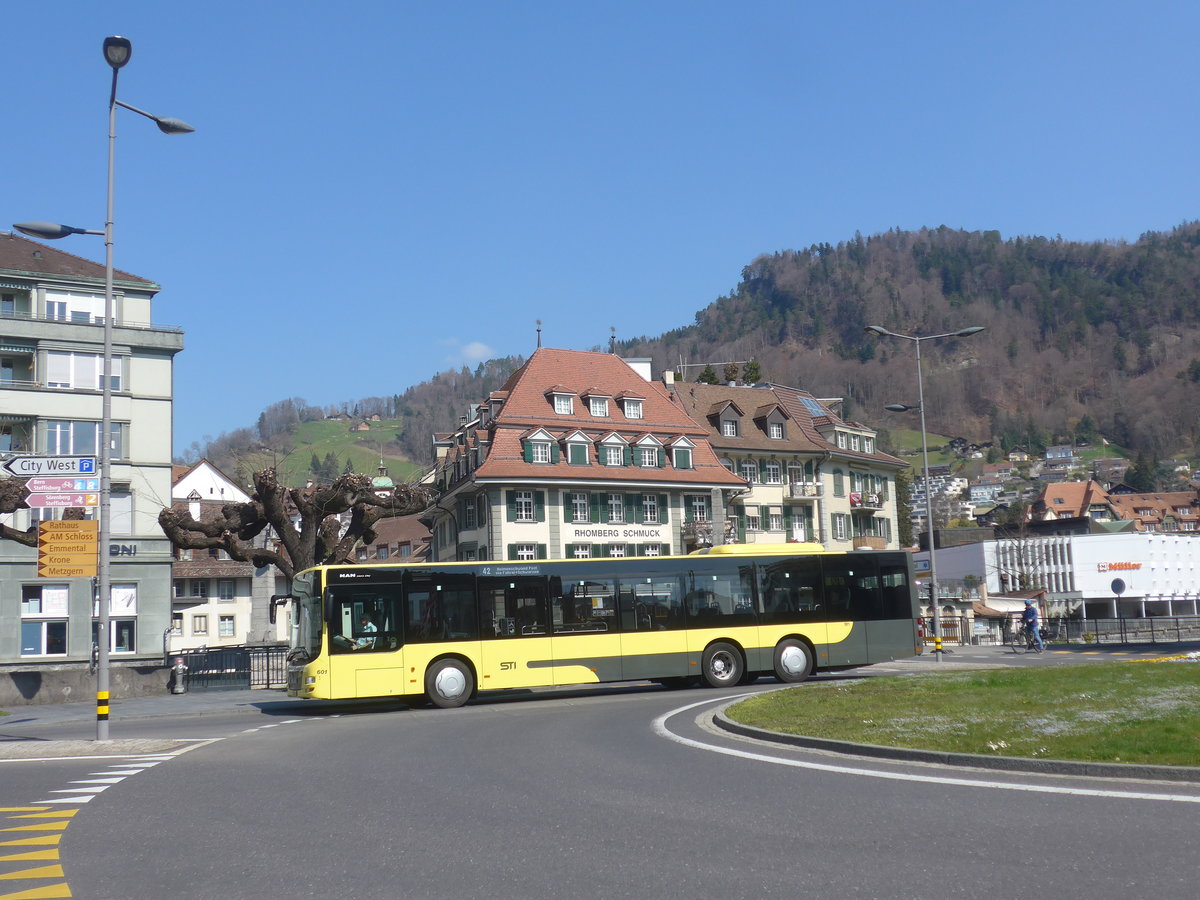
[38,520,99,578]
[26,492,99,509]
[3,458,102,510]
[2,456,96,477]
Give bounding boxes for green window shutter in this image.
[737,508,747,543]
[506,491,517,522]
[881,477,890,500]
[685,498,694,523]
[658,495,669,524]
[592,543,604,557]
[522,442,533,463]
[630,493,643,523]
[833,469,845,497]
[569,443,586,465]
[624,446,633,466]
[564,543,574,557]
[537,544,547,560]
[507,544,517,560]
[625,544,636,557]
[758,459,767,481]
[656,449,664,467]
[590,493,601,523]
[563,492,571,523]
[660,543,671,556]
[551,444,560,463]
[535,491,545,522]
[681,449,692,470]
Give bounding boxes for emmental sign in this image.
[38,520,98,578]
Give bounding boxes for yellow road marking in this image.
[0,825,67,834]
[0,838,59,848]
[2,815,73,822]
[0,853,58,864]
[0,867,63,882]
[0,883,72,899]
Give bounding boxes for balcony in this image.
[849,491,883,512]
[852,536,887,550]
[788,482,822,499]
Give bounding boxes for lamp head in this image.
[155,117,195,135]
[864,325,890,337]
[884,404,917,413]
[103,36,132,70]
[13,221,99,240]
[954,326,985,337]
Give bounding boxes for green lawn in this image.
[236,418,423,486]
[727,660,1200,766]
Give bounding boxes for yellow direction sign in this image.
[38,521,98,578]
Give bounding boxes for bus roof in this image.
[689,542,826,556]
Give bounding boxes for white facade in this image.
[921,533,1200,618]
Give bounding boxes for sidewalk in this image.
[0,687,290,730]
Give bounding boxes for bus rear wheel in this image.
[773,639,813,683]
[425,658,474,709]
[701,642,743,688]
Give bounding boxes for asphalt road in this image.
[1,643,1196,900]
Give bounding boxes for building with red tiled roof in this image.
[354,513,431,563]
[671,382,906,549]
[1030,480,1200,534]
[425,349,748,561]
[1030,480,1116,522]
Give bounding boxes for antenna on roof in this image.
[536,319,542,348]
[609,326,616,354]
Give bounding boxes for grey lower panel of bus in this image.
[527,653,694,682]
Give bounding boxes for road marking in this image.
[653,694,1200,804]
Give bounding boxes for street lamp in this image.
[14,36,193,741]
[866,324,984,661]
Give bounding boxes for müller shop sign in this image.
[1097,561,1142,572]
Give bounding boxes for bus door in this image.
[478,575,551,689]
[402,571,481,693]
[868,554,918,659]
[618,573,688,680]
[820,557,872,666]
[550,576,622,684]
[758,556,828,665]
[325,583,403,698]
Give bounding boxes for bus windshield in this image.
[290,570,322,661]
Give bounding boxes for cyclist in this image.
[1021,599,1044,651]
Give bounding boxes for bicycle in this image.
[1007,624,1043,654]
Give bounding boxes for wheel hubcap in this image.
[435,668,466,699]
[779,645,806,676]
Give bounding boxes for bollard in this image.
[171,657,189,694]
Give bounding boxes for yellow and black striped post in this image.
[97,690,110,725]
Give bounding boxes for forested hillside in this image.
[192,224,1200,481]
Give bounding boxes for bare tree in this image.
[157,468,434,582]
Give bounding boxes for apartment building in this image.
[670,382,905,549]
[424,349,747,561]
[0,232,182,667]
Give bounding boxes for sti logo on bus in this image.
[500,661,516,671]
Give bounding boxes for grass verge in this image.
[727,661,1200,766]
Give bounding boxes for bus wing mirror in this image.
[269,594,293,625]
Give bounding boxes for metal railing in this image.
[173,644,288,691]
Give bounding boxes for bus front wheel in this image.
[701,642,743,688]
[425,659,475,709]
[773,639,813,683]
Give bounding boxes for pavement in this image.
[1,642,1197,769]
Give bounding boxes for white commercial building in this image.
[921,532,1200,618]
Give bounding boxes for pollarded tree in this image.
[157,467,434,582]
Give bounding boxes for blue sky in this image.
[7,1,1199,455]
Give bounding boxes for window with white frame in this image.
[642,494,659,524]
[768,511,783,531]
[463,501,477,530]
[623,399,643,419]
[46,351,122,391]
[739,461,758,483]
[833,514,848,541]
[769,422,784,440]
[690,495,709,522]
[608,544,626,557]
[722,419,739,437]
[851,435,860,451]
[571,492,589,523]
[643,544,661,556]
[531,441,551,463]
[639,447,658,467]
[764,462,782,484]
[745,509,761,531]
[514,543,537,561]
[190,580,209,598]
[170,613,183,635]
[218,579,235,601]
[836,432,847,449]
[515,490,534,522]
[21,620,68,656]
[607,493,625,523]
[94,619,136,653]
[45,420,122,457]
[219,615,235,637]
[864,437,874,453]
[589,397,609,417]
[573,544,591,558]
[20,584,69,657]
[554,395,574,415]
[604,445,624,466]
[193,614,208,635]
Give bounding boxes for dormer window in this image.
[623,399,643,419]
[851,435,860,451]
[604,445,624,466]
[721,419,739,438]
[554,395,574,415]
[590,397,609,417]
[836,433,847,449]
[864,437,873,453]
[768,422,784,440]
[522,429,559,465]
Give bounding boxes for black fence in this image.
[925,615,1200,648]
[173,645,289,691]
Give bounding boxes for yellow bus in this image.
[280,544,921,708]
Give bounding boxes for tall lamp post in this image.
[865,324,984,661]
[15,36,193,740]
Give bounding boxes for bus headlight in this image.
[305,676,316,685]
